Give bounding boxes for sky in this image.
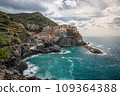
[0,0,120,36]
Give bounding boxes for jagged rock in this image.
[21,49,33,59]
[56,36,84,47]
[0,69,27,80]
[17,61,28,74]
[36,44,44,49]
[44,42,54,48]
[49,45,61,52]
[0,69,42,80]
[83,45,103,54]
[90,48,103,54]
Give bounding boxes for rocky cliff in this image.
[56,31,86,47]
[0,42,61,80]
[56,36,85,47]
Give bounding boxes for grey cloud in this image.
[113,17,120,26]
[78,22,85,27]
[0,0,47,12]
[70,22,76,26]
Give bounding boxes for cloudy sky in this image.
[0,0,120,36]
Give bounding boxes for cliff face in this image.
[56,36,83,47]
[55,31,85,47]
[40,24,85,47]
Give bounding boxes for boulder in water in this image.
[83,45,103,54]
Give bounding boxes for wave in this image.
[107,48,110,50]
[106,48,111,52]
[87,42,104,49]
[87,42,94,46]
[23,62,38,77]
[61,57,65,59]
[100,52,107,55]
[68,58,74,79]
[97,45,110,53]
[61,56,83,61]
[24,49,71,62]
[68,57,83,60]
[24,54,41,61]
[97,45,104,48]
[60,50,71,54]
[42,50,72,55]
[38,71,53,80]
[49,52,61,54]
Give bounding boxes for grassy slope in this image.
[0,11,33,47]
[8,12,58,32]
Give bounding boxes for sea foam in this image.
[24,54,41,61]
[23,62,38,77]
[60,50,71,54]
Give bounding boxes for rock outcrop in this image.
[48,45,61,52]
[0,69,43,80]
[0,42,61,80]
[0,69,27,80]
[83,45,103,54]
[56,32,86,47]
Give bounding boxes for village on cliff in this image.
[26,24,79,43]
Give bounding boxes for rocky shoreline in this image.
[0,41,103,80]
[0,43,61,80]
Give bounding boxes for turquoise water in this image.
[24,36,120,80]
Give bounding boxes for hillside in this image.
[0,11,60,80]
[8,12,58,32]
[0,11,37,48]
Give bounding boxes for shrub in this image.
[0,32,12,47]
[11,37,22,44]
[0,48,9,60]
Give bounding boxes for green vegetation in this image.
[0,11,35,47]
[0,11,10,25]
[0,32,12,47]
[8,12,58,32]
[0,48,9,60]
[0,11,58,48]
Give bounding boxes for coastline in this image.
[22,42,103,79]
[0,43,61,80]
[0,39,103,80]
[0,41,103,80]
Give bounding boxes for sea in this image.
[24,36,120,80]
